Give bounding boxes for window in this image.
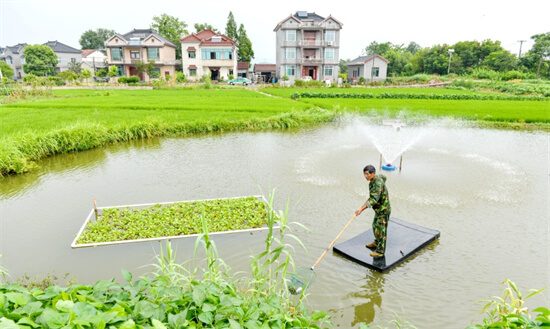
[116,65,124,76]
[189,69,197,76]
[323,65,333,76]
[372,67,380,77]
[111,48,122,61]
[285,65,295,76]
[285,30,297,41]
[188,51,196,58]
[285,48,296,59]
[6,56,12,64]
[147,48,160,60]
[21,56,25,64]
[130,50,140,60]
[324,48,334,59]
[57,57,62,64]
[324,30,335,42]
[202,49,233,60]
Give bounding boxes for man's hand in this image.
[355,204,368,216]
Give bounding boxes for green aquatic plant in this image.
[76,196,271,245]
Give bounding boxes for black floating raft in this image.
[333,217,440,272]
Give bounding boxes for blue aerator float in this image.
[381,163,396,171]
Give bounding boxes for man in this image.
[355,165,391,258]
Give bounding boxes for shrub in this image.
[127,76,140,83]
[176,71,186,83]
[117,76,127,83]
[22,74,37,84]
[96,69,107,78]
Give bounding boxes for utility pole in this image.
[517,40,527,58]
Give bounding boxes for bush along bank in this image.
[0,108,336,176]
[290,91,549,101]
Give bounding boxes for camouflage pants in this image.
[373,211,390,254]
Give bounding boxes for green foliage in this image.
[225,11,238,40]
[0,61,14,80]
[107,65,117,78]
[151,14,188,60]
[467,279,548,329]
[77,197,270,244]
[22,44,58,76]
[175,71,186,83]
[96,68,107,78]
[81,69,92,80]
[193,23,220,33]
[202,74,212,89]
[237,23,254,63]
[57,70,78,82]
[79,28,115,50]
[290,91,547,101]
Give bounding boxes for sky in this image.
[1,0,549,64]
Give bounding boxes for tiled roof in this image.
[237,62,249,70]
[81,49,98,57]
[181,29,236,46]
[6,43,27,54]
[188,65,197,69]
[346,54,390,65]
[118,29,176,47]
[254,64,276,72]
[43,41,81,54]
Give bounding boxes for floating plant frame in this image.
[71,195,279,248]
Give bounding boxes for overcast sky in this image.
[1,0,549,63]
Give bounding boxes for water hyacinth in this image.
[77,197,270,244]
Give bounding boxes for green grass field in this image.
[0,87,548,175]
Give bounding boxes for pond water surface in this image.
[1,116,548,328]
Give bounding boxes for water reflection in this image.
[351,272,386,326]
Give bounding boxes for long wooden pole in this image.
[311,214,358,270]
[399,155,403,172]
[93,199,98,221]
[379,153,382,170]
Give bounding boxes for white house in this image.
[81,49,107,75]
[346,54,390,83]
[180,29,237,81]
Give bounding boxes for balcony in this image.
[299,39,322,47]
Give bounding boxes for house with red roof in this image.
[180,29,238,82]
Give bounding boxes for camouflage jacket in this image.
[366,174,391,214]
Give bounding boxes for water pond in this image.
[1,116,548,328]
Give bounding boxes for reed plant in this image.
[467,279,548,328]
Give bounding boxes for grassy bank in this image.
[1,87,548,176]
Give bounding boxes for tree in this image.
[529,32,550,78]
[225,12,238,41]
[81,69,92,82]
[22,44,58,76]
[0,61,14,80]
[339,59,349,75]
[151,14,188,60]
[79,28,116,50]
[67,61,82,75]
[136,60,157,79]
[237,24,254,63]
[482,50,518,72]
[406,42,422,55]
[194,23,219,34]
[365,41,392,56]
[108,65,118,78]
